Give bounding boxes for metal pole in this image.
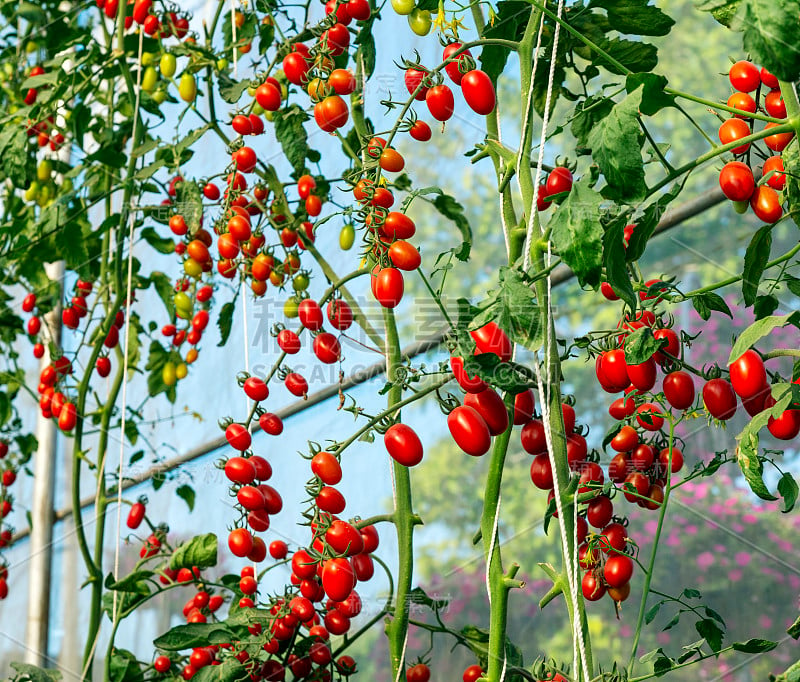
[24,260,64,666]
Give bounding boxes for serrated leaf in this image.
[217,300,236,347]
[728,314,790,364]
[624,326,660,364]
[432,193,472,261]
[732,638,778,653]
[653,656,673,676]
[549,178,604,287]
[176,484,196,512]
[783,140,800,229]
[738,0,800,82]
[696,0,742,26]
[274,105,309,178]
[154,623,233,651]
[692,292,732,321]
[141,227,174,255]
[589,0,675,35]
[625,73,676,116]
[645,602,663,625]
[572,96,615,147]
[696,618,725,653]
[587,88,647,201]
[169,533,217,570]
[601,37,658,75]
[778,473,798,513]
[742,223,773,306]
[603,217,637,310]
[10,663,63,682]
[217,74,250,104]
[109,650,144,682]
[191,659,249,682]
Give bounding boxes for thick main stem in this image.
[383,307,416,679]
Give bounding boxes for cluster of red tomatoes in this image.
[404,42,497,122]
[23,283,98,433]
[0,439,14,601]
[536,166,574,212]
[22,64,66,150]
[445,322,523,457]
[717,60,793,224]
[97,0,191,40]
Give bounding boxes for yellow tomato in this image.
[141,65,158,93]
[160,52,177,78]
[178,72,197,103]
[162,362,177,386]
[339,223,356,250]
[175,363,188,380]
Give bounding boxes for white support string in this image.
[112,26,145,625]
[231,0,238,78]
[523,2,590,679]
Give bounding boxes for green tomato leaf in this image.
[191,659,250,682]
[691,292,733,321]
[169,533,218,571]
[571,96,615,148]
[141,227,175,255]
[778,473,799,513]
[587,88,647,201]
[742,223,773,306]
[624,326,660,364]
[737,0,800,82]
[783,140,800,229]
[603,217,637,311]
[549,177,604,288]
[728,314,792,364]
[600,37,658,75]
[154,623,234,651]
[626,73,676,115]
[589,0,675,35]
[176,484,196,512]
[217,300,236,347]
[109,650,144,682]
[10,663,63,682]
[695,0,743,26]
[695,618,725,653]
[273,104,310,179]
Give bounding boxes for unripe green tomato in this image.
[283,297,300,318]
[216,58,229,71]
[160,52,177,78]
[183,258,203,278]
[141,51,155,66]
[174,291,192,313]
[153,87,167,105]
[25,41,37,54]
[292,273,309,291]
[8,104,17,114]
[24,182,39,202]
[408,8,432,35]
[36,159,52,182]
[264,110,275,121]
[178,72,197,103]
[732,200,749,214]
[391,0,415,14]
[3,63,13,78]
[339,223,355,250]
[247,85,258,97]
[61,177,73,194]
[251,101,265,115]
[141,65,158,93]
[280,83,288,99]
[162,362,177,386]
[38,183,52,203]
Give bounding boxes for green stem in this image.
[647,120,798,199]
[480,407,522,682]
[763,348,800,360]
[383,307,416,680]
[627,418,676,675]
[778,81,800,127]
[683,241,800,297]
